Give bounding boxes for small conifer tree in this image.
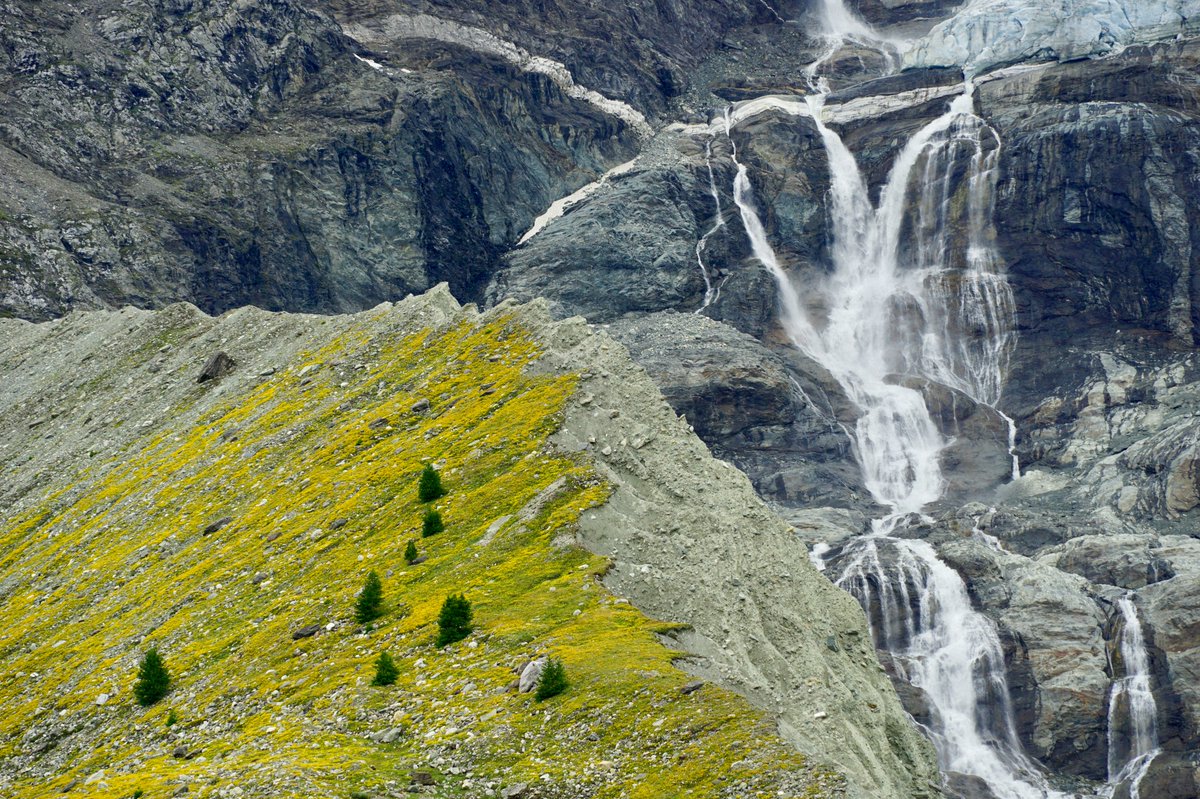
[404,540,419,564]
[435,593,473,647]
[372,651,399,686]
[133,648,171,706]
[166,708,179,727]
[417,463,446,502]
[422,508,444,538]
[535,657,569,701]
[355,570,384,625]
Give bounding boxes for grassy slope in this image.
[0,308,837,798]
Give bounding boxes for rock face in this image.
[3,0,790,319]
[485,13,1200,799]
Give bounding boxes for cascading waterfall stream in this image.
[695,137,728,312]
[724,70,1062,797]
[805,0,904,85]
[1105,597,1161,799]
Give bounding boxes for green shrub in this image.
[417,463,446,502]
[165,708,179,727]
[404,540,418,564]
[421,508,444,538]
[535,657,569,701]
[435,594,473,647]
[372,651,399,686]
[133,648,171,706]
[355,570,384,625]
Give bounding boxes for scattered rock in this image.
[411,770,436,786]
[291,624,321,640]
[369,726,404,744]
[330,518,348,530]
[95,693,109,706]
[502,784,530,799]
[368,417,390,430]
[202,516,233,535]
[410,398,430,414]
[680,680,704,695]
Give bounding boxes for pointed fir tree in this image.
[435,593,473,647]
[417,463,446,502]
[133,648,171,706]
[535,657,569,701]
[421,508,444,538]
[355,570,384,625]
[404,540,419,564]
[372,651,399,686]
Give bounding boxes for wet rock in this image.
[942,772,1000,799]
[1135,753,1200,799]
[900,376,1013,499]
[1045,534,1176,589]
[609,312,866,508]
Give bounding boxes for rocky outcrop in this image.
[606,312,869,508]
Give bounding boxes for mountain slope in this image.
[0,287,935,798]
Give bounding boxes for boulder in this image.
[197,351,235,384]
[518,658,546,693]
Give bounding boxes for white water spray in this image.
[695,138,728,312]
[724,68,1056,798]
[805,0,905,85]
[837,538,1061,798]
[1105,596,1161,799]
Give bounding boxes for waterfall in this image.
[695,137,727,312]
[1106,597,1161,799]
[724,79,1062,797]
[805,0,904,84]
[837,538,1060,798]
